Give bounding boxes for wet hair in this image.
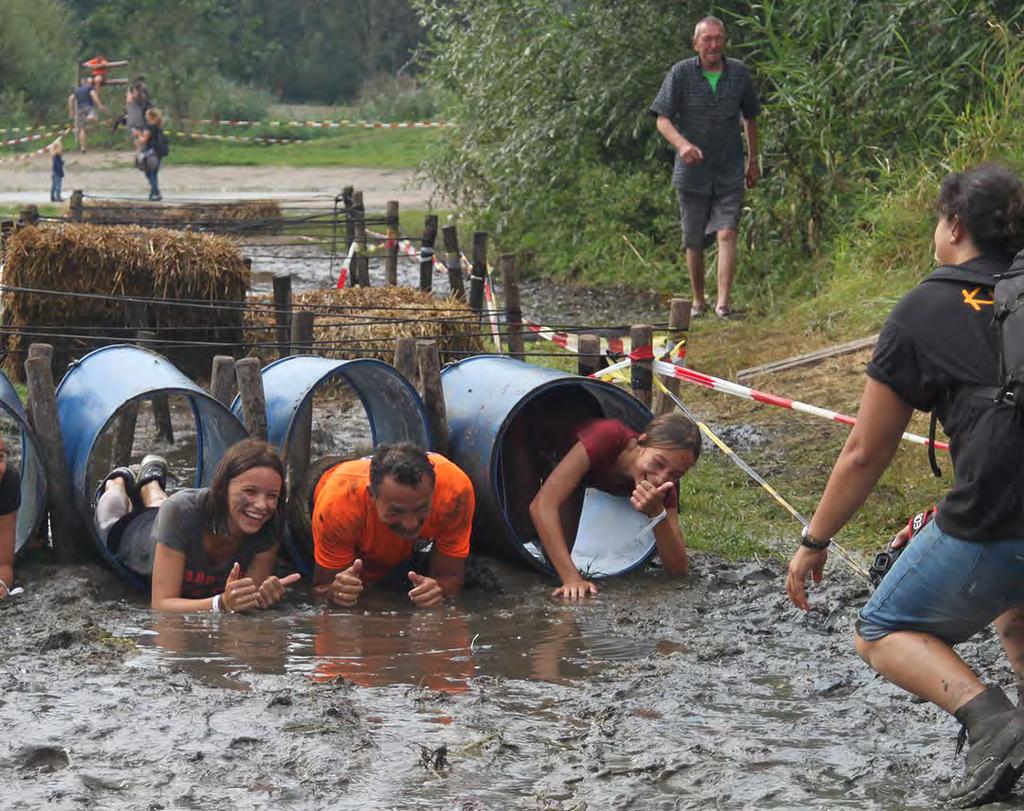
[935,164,1024,261]
[694,15,727,40]
[369,442,436,494]
[145,107,162,126]
[204,439,285,538]
[638,412,703,462]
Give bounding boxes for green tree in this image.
[0,0,78,123]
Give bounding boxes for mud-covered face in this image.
[372,475,434,540]
[634,445,696,488]
[226,466,281,538]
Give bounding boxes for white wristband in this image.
[211,593,222,613]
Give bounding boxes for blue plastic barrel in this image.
[55,345,249,585]
[0,370,47,555]
[441,355,657,576]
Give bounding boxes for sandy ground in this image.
[0,151,429,208]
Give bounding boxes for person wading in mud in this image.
[0,438,22,601]
[312,443,474,609]
[649,15,761,319]
[95,439,299,613]
[786,164,1024,807]
[528,412,700,600]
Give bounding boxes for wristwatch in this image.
[800,525,832,551]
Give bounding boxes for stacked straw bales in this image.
[78,199,283,234]
[243,287,484,364]
[0,223,249,380]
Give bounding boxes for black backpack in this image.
[155,129,170,158]
[923,260,1024,474]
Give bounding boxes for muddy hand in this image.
[631,480,673,517]
[223,562,259,613]
[785,547,827,611]
[255,573,301,609]
[331,559,363,608]
[408,571,444,608]
[552,578,598,601]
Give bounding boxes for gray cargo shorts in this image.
[677,186,745,250]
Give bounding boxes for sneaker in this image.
[136,454,170,491]
[93,466,138,507]
[948,687,1024,807]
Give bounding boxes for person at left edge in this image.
[0,438,22,601]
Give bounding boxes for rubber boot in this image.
[948,685,1024,807]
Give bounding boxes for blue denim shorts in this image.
[858,520,1024,645]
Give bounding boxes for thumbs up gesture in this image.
[408,570,444,608]
[330,558,364,608]
[255,572,302,609]
[222,562,258,613]
[630,479,674,517]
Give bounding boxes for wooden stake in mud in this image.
[393,336,420,392]
[137,330,174,444]
[111,401,139,468]
[342,185,355,251]
[385,200,400,286]
[442,225,466,300]
[18,205,39,226]
[209,355,236,407]
[25,349,78,563]
[630,324,654,409]
[655,297,691,415]
[577,334,602,377]
[352,255,370,287]
[353,190,368,257]
[69,190,84,223]
[272,272,293,359]
[288,311,315,489]
[468,231,488,315]
[234,357,268,441]
[420,215,438,292]
[499,254,524,360]
[416,340,449,456]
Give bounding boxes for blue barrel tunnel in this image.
[56,345,249,587]
[233,354,431,575]
[441,355,659,577]
[0,369,47,555]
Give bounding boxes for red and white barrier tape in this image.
[0,123,64,135]
[170,130,301,145]
[0,130,63,149]
[0,129,70,165]
[180,118,456,130]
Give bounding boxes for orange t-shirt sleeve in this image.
[430,457,475,559]
[312,465,366,571]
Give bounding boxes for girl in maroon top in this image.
[529,413,701,600]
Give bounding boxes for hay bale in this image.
[0,223,249,380]
[78,199,283,234]
[243,287,484,365]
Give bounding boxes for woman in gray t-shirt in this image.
[94,439,299,613]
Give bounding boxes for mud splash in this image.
[2,555,1019,809]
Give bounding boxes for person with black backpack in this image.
[786,164,1024,807]
[134,107,167,201]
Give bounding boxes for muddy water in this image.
[3,555,1020,810]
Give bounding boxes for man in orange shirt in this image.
[311,443,474,608]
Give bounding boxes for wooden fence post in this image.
[393,336,420,392]
[499,254,524,360]
[210,355,237,407]
[234,357,267,441]
[420,215,438,292]
[385,200,399,286]
[655,297,691,415]
[630,324,653,408]
[272,272,292,359]
[69,190,84,222]
[342,185,355,251]
[442,224,466,300]
[577,334,602,377]
[352,255,370,287]
[468,231,488,315]
[25,350,78,563]
[287,311,315,488]
[353,190,368,257]
[137,329,174,444]
[416,340,449,455]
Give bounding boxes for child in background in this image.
[50,141,64,203]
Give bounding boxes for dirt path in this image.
[0,151,429,208]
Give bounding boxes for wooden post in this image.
[499,254,524,360]
[416,340,449,456]
[655,297,692,415]
[352,255,370,287]
[393,336,420,392]
[577,334,602,377]
[291,310,314,355]
[69,190,84,223]
[420,215,438,292]
[385,200,399,286]
[0,219,13,252]
[288,311,315,485]
[137,330,174,444]
[234,357,268,441]
[24,351,78,563]
[342,185,355,251]
[111,402,139,468]
[19,205,39,226]
[25,344,53,433]
[630,324,654,408]
[272,272,292,359]
[210,355,236,407]
[442,225,466,300]
[468,231,488,314]
[353,190,367,257]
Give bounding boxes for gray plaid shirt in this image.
[649,56,761,195]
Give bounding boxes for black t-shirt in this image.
[866,255,1024,540]
[0,466,21,516]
